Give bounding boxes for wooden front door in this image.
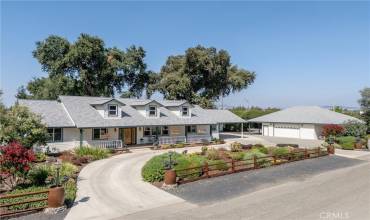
[121,128,136,145]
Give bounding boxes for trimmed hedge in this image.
[74,146,112,160]
[336,136,356,150]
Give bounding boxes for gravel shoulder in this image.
[165,155,365,204]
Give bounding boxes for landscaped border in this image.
[174,147,329,184]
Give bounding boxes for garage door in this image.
[273,124,300,138]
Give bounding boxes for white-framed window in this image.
[162,126,169,136]
[93,128,108,140]
[108,104,118,116]
[148,105,157,117]
[47,128,63,142]
[182,106,189,116]
[144,127,151,136]
[186,125,197,134]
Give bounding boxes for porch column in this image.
[185,126,188,143]
[79,128,83,147]
[241,123,244,138]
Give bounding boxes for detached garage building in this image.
[247,106,363,140]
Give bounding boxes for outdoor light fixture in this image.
[55,159,62,187]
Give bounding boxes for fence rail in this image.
[89,140,124,149]
[186,135,212,144]
[0,189,49,218]
[159,136,186,145]
[176,147,328,184]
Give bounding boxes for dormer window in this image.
[108,104,118,116]
[149,105,157,117]
[182,106,189,116]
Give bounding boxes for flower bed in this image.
[142,142,328,185]
[157,138,225,150]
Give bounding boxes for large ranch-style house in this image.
[19,96,244,151]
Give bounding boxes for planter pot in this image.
[327,145,335,154]
[48,186,65,208]
[354,142,363,149]
[164,170,176,185]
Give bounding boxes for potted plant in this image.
[327,136,335,154]
[163,152,177,185]
[48,160,65,208]
[354,136,363,149]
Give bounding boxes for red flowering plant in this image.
[322,124,345,137]
[0,141,35,189]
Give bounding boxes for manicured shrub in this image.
[322,124,344,137]
[343,120,367,137]
[230,142,242,152]
[276,144,299,148]
[64,178,77,207]
[74,146,111,160]
[0,185,48,211]
[0,142,35,189]
[206,148,220,160]
[208,160,229,171]
[252,145,268,154]
[28,165,49,185]
[228,152,245,161]
[337,136,356,150]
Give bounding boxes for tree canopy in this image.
[156,46,255,108]
[0,105,48,148]
[358,87,370,132]
[17,34,153,99]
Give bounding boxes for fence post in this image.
[317,147,320,157]
[305,148,308,159]
[231,159,235,172]
[253,155,257,169]
[273,155,277,165]
[204,162,209,178]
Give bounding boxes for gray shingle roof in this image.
[48,96,244,128]
[160,100,189,107]
[18,99,75,127]
[247,106,363,124]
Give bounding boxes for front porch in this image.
[77,125,218,148]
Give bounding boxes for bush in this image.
[35,152,47,162]
[0,142,35,189]
[322,124,344,137]
[44,162,78,183]
[64,178,77,207]
[0,185,48,211]
[141,152,183,182]
[252,145,268,154]
[228,152,245,161]
[208,160,229,171]
[174,154,205,179]
[230,142,242,152]
[244,150,271,167]
[201,146,208,155]
[343,120,367,137]
[206,148,220,160]
[74,146,111,160]
[28,165,49,185]
[270,147,290,158]
[276,144,299,148]
[337,136,356,150]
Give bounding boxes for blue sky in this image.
[1,1,369,108]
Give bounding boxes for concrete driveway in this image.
[65,149,189,220]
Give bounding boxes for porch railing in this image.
[186,135,212,143]
[158,136,186,145]
[89,140,123,149]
